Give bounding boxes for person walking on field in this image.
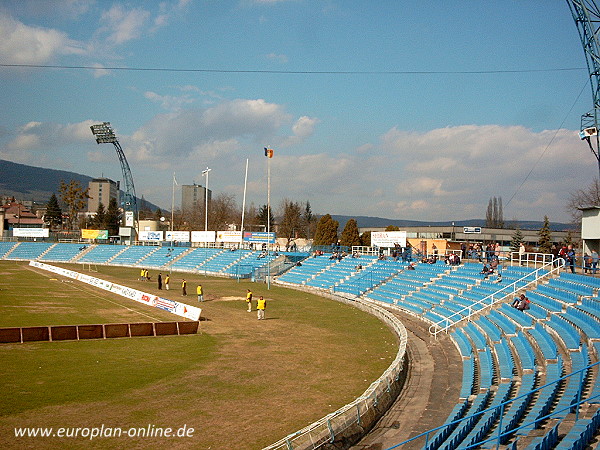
[257,296,266,320]
[246,289,253,312]
[165,274,170,290]
[182,279,187,296]
[197,284,204,302]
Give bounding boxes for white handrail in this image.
[428,259,564,337]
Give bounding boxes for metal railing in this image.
[264,299,408,450]
[428,259,564,338]
[387,360,599,450]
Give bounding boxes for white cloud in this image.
[144,91,196,110]
[99,5,150,45]
[0,13,85,64]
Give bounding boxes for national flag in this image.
[173,172,178,186]
[264,147,274,158]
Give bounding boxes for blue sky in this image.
[0,0,594,223]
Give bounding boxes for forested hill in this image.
[0,159,92,201]
[330,215,575,232]
[0,159,160,211]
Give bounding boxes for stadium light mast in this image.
[90,122,138,240]
[567,0,600,180]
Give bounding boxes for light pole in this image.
[264,147,274,289]
[90,122,138,242]
[202,167,211,232]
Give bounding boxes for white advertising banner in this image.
[191,231,216,243]
[12,228,49,238]
[139,230,164,241]
[165,230,190,242]
[29,261,201,321]
[216,230,242,243]
[371,231,407,248]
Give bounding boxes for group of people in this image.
[245,289,267,320]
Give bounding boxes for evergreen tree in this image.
[537,215,552,253]
[385,225,400,231]
[256,204,274,230]
[92,202,106,229]
[360,231,371,247]
[510,227,524,254]
[44,193,63,231]
[340,218,361,247]
[105,197,121,237]
[313,214,339,246]
[302,201,315,239]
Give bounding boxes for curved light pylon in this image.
[567,0,600,178]
[90,122,138,231]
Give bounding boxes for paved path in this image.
[351,311,463,450]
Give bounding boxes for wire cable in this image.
[504,78,590,210]
[0,62,587,75]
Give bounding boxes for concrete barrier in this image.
[0,321,199,344]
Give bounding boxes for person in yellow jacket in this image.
[257,296,266,320]
[197,284,204,302]
[164,274,170,290]
[246,289,253,312]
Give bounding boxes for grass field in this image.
[0,260,398,449]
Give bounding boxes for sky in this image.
[0,0,595,224]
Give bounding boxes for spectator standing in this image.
[197,284,204,302]
[246,289,253,312]
[519,243,526,266]
[165,274,170,290]
[566,245,576,274]
[592,250,599,274]
[257,296,266,320]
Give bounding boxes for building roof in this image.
[2,202,44,226]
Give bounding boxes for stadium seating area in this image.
[0,242,281,278]
[1,242,599,447]
[275,256,600,448]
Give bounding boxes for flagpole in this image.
[202,167,211,232]
[171,172,176,233]
[267,151,271,290]
[241,158,248,241]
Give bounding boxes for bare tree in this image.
[209,193,239,230]
[567,178,600,223]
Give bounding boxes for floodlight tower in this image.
[90,122,138,234]
[567,0,600,179]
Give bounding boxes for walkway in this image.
[351,311,462,450]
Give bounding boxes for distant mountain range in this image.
[1,159,575,230]
[0,159,160,211]
[330,215,575,232]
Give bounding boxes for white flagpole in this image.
[202,167,211,232]
[241,158,248,238]
[171,172,176,233]
[267,151,271,290]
